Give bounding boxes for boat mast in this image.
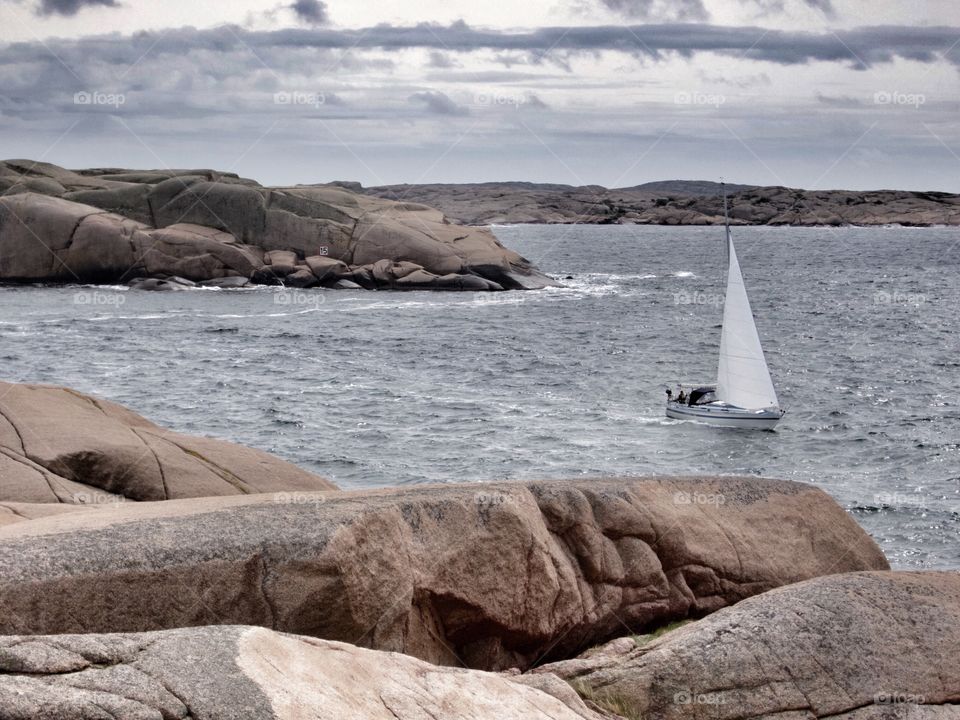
[721,179,730,273]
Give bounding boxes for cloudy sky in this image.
[1,0,958,190]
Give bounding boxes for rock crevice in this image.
[0,476,887,671]
[538,571,960,720]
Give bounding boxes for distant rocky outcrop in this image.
[625,180,758,196]
[0,160,554,290]
[0,381,336,507]
[537,571,960,720]
[359,180,960,226]
[0,475,887,670]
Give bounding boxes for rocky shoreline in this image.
[0,381,956,718]
[358,180,960,227]
[0,160,554,292]
[3,163,956,300]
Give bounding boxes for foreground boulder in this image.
[0,159,554,290]
[539,571,960,719]
[0,625,606,720]
[0,381,336,505]
[0,477,887,670]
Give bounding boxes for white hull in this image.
[665,402,783,430]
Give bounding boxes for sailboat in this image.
[665,183,785,430]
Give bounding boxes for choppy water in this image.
[1,225,958,569]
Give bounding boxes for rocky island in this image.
[0,381,956,718]
[358,180,960,227]
[0,160,554,291]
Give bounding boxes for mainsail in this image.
[716,232,779,409]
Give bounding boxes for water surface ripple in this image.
[1,225,957,569]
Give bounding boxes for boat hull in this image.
[665,402,783,430]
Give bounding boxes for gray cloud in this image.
[1,21,957,71]
[0,17,957,192]
[35,0,118,15]
[744,0,783,13]
[746,0,835,16]
[427,51,458,69]
[23,22,953,69]
[409,90,469,116]
[590,0,834,22]
[598,0,708,21]
[424,70,561,83]
[750,0,836,17]
[289,0,327,25]
[803,0,835,18]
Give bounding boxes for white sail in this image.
[716,233,779,409]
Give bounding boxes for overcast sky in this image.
[1,0,958,190]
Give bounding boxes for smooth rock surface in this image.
[0,160,554,289]
[0,476,887,670]
[0,502,92,528]
[0,625,608,720]
[0,381,336,505]
[538,571,960,719]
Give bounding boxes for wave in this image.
[69,284,130,292]
[340,299,452,312]
[85,314,169,321]
[212,307,325,319]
